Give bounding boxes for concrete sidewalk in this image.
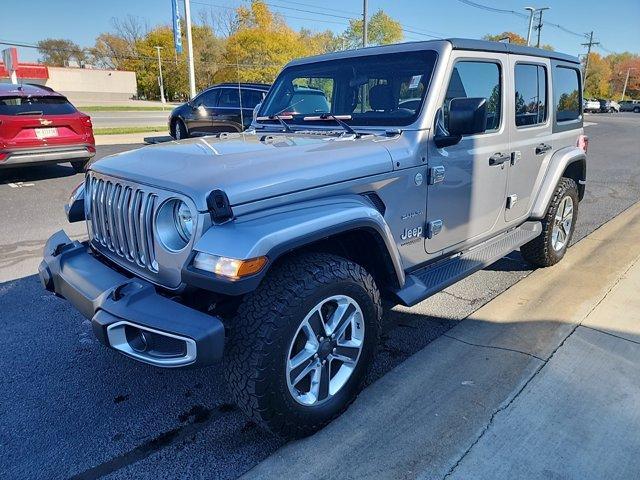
[243,202,640,480]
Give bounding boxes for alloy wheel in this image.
[551,195,574,251]
[286,295,365,406]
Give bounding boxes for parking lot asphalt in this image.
[1,113,639,480]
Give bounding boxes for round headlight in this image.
[156,199,194,251]
[174,201,193,242]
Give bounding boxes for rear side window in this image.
[240,89,265,109]
[218,88,240,108]
[514,64,547,127]
[554,67,581,122]
[444,61,502,132]
[0,96,76,115]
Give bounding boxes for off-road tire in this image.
[224,253,382,438]
[71,160,88,173]
[173,119,189,140]
[521,177,579,267]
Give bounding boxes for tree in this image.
[583,52,612,98]
[216,1,331,83]
[483,31,553,51]
[91,33,131,69]
[36,38,87,66]
[343,9,403,49]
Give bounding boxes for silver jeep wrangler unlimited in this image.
[40,39,587,437]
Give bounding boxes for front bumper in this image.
[38,230,225,368]
[0,144,94,167]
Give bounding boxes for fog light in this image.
[193,253,267,279]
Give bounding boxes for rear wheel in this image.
[634,107,640,113]
[225,253,381,438]
[71,160,88,173]
[521,177,579,267]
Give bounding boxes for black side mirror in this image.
[434,97,488,148]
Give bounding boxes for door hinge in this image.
[511,151,521,166]
[426,219,443,238]
[428,166,445,185]
[506,194,518,209]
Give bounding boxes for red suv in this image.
[0,83,95,172]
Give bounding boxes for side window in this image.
[514,64,548,127]
[554,67,581,122]
[444,61,502,132]
[196,89,218,107]
[218,88,240,108]
[241,90,265,108]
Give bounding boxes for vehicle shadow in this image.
[0,163,79,184]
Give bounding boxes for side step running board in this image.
[392,221,542,307]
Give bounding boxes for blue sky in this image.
[2,0,639,63]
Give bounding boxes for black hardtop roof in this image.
[447,38,580,64]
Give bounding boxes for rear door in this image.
[505,56,552,223]
[426,53,510,254]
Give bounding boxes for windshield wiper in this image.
[256,114,293,132]
[302,113,359,137]
[16,110,44,116]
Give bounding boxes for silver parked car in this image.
[40,39,588,438]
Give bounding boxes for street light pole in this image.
[155,46,166,104]
[184,0,197,99]
[621,68,637,101]
[525,7,536,46]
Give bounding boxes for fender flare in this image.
[530,146,586,219]
[182,195,405,295]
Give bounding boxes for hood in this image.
[91,132,394,210]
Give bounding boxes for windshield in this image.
[0,96,77,116]
[259,50,438,127]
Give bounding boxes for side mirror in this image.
[434,97,488,148]
[197,105,207,117]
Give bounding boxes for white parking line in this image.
[584,121,597,127]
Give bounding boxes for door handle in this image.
[535,143,552,155]
[489,152,510,166]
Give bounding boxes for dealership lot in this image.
[1,113,639,479]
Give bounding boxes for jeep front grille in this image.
[87,174,158,273]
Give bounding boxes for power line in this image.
[455,0,614,52]
[0,40,285,68]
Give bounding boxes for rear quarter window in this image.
[554,66,581,122]
[0,96,77,115]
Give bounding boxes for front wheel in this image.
[172,119,189,140]
[225,253,381,438]
[521,177,579,267]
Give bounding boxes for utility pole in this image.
[534,7,549,48]
[184,0,197,99]
[621,67,637,101]
[582,31,600,82]
[155,46,166,104]
[362,0,368,48]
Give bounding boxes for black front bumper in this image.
[38,230,225,368]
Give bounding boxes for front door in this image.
[185,88,218,135]
[426,54,510,254]
[505,57,552,223]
